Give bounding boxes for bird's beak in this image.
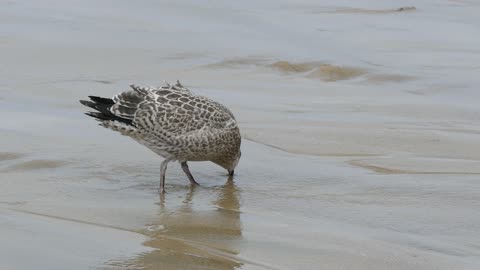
[228,170,234,176]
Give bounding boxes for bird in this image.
[79,81,241,193]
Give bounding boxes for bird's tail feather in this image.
[79,96,134,126]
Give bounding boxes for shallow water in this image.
[1,0,480,269]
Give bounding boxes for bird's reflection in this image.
[129,178,243,270]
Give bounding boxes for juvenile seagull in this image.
[80,81,241,193]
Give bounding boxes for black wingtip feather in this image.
[79,100,96,109]
[80,96,134,126]
[80,97,134,127]
[88,96,114,104]
[85,112,109,121]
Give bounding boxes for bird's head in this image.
[211,128,241,177]
[227,150,241,176]
[212,149,241,177]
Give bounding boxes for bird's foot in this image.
[189,179,200,186]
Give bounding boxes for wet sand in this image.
[2,140,479,269]
[2,0,480,269]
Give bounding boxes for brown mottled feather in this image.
[80,81,241,171]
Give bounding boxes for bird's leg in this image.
[180,161,199,185]
[159,158,171,193]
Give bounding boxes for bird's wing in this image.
[155,80,193,95]
[109,84,235,139]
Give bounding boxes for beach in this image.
[1,0,480,269]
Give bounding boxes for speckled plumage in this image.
[80,81,241,192]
